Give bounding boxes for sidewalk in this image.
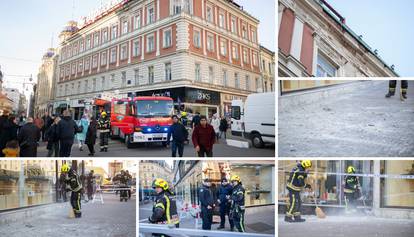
[279,80,414,157]
[278,214,414,237]
[0,193,136,237]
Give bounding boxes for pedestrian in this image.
[34,116,44,136]
[166,115,189,157]
[192,115,216,157]
[46,117,60,157]
[61,164,83,218]
[57,110,80,157]
[191,112,201,129]
[385,80,408,99]
[97,111,110,152]
[230,175,246,232]
[344,166,360,213]
[219,116,228,139]
[0,110,10,157]
[211,113,220,141]
[76,114,89,151]
[285,160,312,223]
[198,178,215,230]
[217,178,234,230]
[2,140,20,157]
[17,117,41,157]
[85,117,97,156]
[148,178,180,236]
[86,170,96,201]
[17,112,26,133]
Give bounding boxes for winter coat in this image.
[57,116,79,141]
[219,118,228,132]
[17,122,40,157]
[192,124,216,151]
[211,118,220,133]
[167,122,189,144]
[46,124,59,150]
[85,120,97,145]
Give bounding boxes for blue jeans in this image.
[171,141,184,157]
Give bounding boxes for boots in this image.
[402,93,407,99]
[104,147,108,152]
[284,216,295,223]
[385,92,394,98]
[294,215,306,222]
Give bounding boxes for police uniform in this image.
[65,168,83,218]
[344,174,359,211]
[199,184,214,230]
[97,115,110,151]
[230,182,245,232]
[386,80,408,98]
[285,164,307,221]
[149,190,179,237]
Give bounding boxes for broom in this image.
[68,203,75,219]
[314,194,326,219]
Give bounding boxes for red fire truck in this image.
[109,96,174,148]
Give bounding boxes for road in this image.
[0,193,136,237]
[279,80,414,157]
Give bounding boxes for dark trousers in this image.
[171,141,184,157]
[87,143,95,154]
[47,142,59,157]
[197,146,213,157]
[232,209,245,232]
[219,203,234,228]
[286,189,301,218]
[345,192,357,211]
[59,140,73,157]
[87,185,93,200]
[389,80,408,95]
[70,191,81,216]
[100,132,109,149]
[201,207,213,230]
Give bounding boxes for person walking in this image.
[211,113,220,141]
[86,170,96,201]
[76,114,89,151]
[219,116,228,139]
[34,116,44,138]
[85,117,97,156]
[17,117,41,157]
[97,111,110,152]
[217,178,234,230]
[166,115,189,157]
[46,117,60,157]
[192,116,216,157]
[191,112,201,129]
[57,110,79,157]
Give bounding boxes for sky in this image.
[0,0,275,94]
[326,0,414,77]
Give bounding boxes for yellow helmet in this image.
[61,164,70,172]
[301,160,312,169]
[101,111,107,117]
[181,111,187,117]
[347,166,356,174]
[152,178,169,191]
[230,175,241,182]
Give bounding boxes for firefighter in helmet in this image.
[344,165,360,213]
[61,163,83,218]
[285,160,312,223]
[230,175,246,232]
[97,111,110,152]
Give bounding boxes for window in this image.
[163,28,172,48]
[208,66,214,84]
[234,73,239,89]
[207,34,214,52]
[232,44,239,59]
[134,14,141,29]
[173,0,191,14]
[147,4,155,24]
[252,52,258,66]
[78,61,83,73]
[165,63,172,81]
[94,33,99,47]
[84,80,89,93]
[65,84,68,96]
[101,51,107,66]
[102,30,108,43]
[92,55,98,68]
[245,75,250,91]
[84,58,90,70]
[77,81,81,93]
[223,70,228,87]
[195,63,201,81]
[219,13,225,28]
[134,69,140,85]
[220,39,227,56]
[110,48,117,63]
[86,37,91,50]
[147,34,155,52]
[112,25,118,40]
[231,17,237,34]
[193,28,201,48]
[110,74,115,89]
[78,40,84,53]
[251,29,257,43]
[71,64,76,74]
[242,24,247,39]
[206,5,213,23]
[121,71,127,87]
[173,0,182,14]
[101,76,105,90]
[255,77,260,92]
[243,48,249,63]
[92,78,96,91]
[120,43,128,60]
[269,62,273,74]
[148,66,154,84]
[122,20,128,34]
[317,53,337,77]
[133,39,141,57]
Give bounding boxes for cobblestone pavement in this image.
[279,80,414,157]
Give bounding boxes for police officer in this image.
[217,178,234,230]
[61,164,83,218]
[198,178,214,230]
[285,160,312,223]
[149,178,179,237]
[344,166,360,213]
[97,111,110,152]
[230,175,245,232]
[385,80,408,99]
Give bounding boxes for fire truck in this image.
[109,96,174,148]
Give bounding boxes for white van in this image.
[231,92,275,148]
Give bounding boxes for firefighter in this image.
[97,111,110,152]
[230,175,246,232]
[148,178,179,237]
[385,80,408,99]
[61,164,83,218]
[198,178,214,230]
[344,166,360,213]
[285,160,312,223]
